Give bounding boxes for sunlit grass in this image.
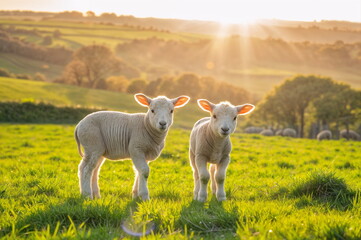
[0,124,360,239]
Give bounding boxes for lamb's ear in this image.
[172,96,190,108]
[197,99,215,112]
[236,104,255,115]
[134,93,152,107]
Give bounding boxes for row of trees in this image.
[0,30,72,64]
[115,37,361,79]
[252,75,361,138]
[58,44,252,103]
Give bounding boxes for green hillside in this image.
[0,53,63,79]
[0,77,205,128]
[0,19,207,49]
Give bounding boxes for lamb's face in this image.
[148,97,174,132]
[134,93,190,133]
[197,99,255,138]
[210,103,238,137]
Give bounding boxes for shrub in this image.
[0,101,99,123]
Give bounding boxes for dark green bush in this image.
[0,101,99,123]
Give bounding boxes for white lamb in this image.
[189,99,255,202]
[75,93,190,200]
[317,130,332,141]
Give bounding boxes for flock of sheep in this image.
[244,126,361,141]
[74,93,358,202]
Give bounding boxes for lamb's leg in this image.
[79,154,101,199]
[215,156,230,201]
[132,170,139,198]
[209,164,216,195]
[190,152,199,200]
[195,155,209,202]
[131,153,149,201]
[91,157,105,199]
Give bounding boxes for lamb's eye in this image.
[151,109,155,113]
[233,116,237,121]
[170,110,174,114]
[213,115,217,119]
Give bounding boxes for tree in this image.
[314,84,361,138]
[63,60,87,86]
[127,79,147,94]
[34,72,46,81]
[86,11,96,18]
[42,36,52,45]
[72,45,122,88]
[252,75,335,137]
[106,76,129,92]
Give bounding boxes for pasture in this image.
[0,124,361,239]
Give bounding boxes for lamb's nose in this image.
[159,121,167,126]
[221,127,229,132]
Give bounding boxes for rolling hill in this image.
[0,76,207,128]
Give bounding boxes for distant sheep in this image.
[340,130,361,141]
[275,129,283,136]
[260,129,274,136]
[75,93,190,200]
[244,126,264,134]
[283,128,297,138]
[190,99,255,202]
[317,130,332,141]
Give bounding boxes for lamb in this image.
[340,129,361,141]
[260,129,274,136]
[75,93,190,200]
[283,128,297,138]
[244,126,264,134]
[317,130,332,141]
[275,129,283,136]
[189,99,255,202]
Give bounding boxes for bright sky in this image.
[1,0,361,23]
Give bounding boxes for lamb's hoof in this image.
[81,192,93,199]
[216,195,226,202]
[197,194,207,202]
[132,192,138,199]
[139,192,150,201]
[93,192,101,199]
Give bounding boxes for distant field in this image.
[221,64,361,96]
[0,124,360,239]
[0,53,63,79]
[0,77,204,129]
[0,19,208,49]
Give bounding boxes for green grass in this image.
[0,19,208,49]
[0,53,63,79]
[0,124,360,239]
[0,77,204,129]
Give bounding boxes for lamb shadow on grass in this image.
[176,196,239,239]
[273,171,358,211]
[1,197,146,239]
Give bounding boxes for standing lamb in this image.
[317,130,332,141]
[75,93,190,200]
[340,130,361,141]
[190,99,255,202]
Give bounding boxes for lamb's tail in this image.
[74,126,83,157]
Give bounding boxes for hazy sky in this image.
[2,0,361,23]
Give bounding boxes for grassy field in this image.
[0,77,204,129]
[0,124,360,239]
[0,19,207,49]
[0,53,63,79]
